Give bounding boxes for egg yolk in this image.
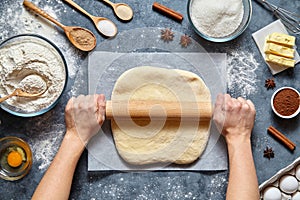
[7,151,23,168]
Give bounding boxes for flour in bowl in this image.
[19,74,47,94]
[0,35,66,113]
[190,0,244,38]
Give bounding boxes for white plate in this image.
[252,20,300,75]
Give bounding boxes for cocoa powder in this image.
[273,88,300,116]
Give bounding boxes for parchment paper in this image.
[87,51,227,171]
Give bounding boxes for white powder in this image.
[227,51,259,98]
[97,20,117,37]
[19,74,47,94]
[0,37,66,113]
[191,0,244,38]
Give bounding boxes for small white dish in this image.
[271,87,300,119]
[252,20,300,75]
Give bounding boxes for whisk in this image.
[255,0,300,34]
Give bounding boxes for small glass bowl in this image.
[0,137,32,181]
[187,0,252,42]
[271,87,300,119]
[0,34,68,117]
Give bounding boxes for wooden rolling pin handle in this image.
[106,100,212,121]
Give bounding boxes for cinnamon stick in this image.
[268,126,296,151]
[152,2,183,22]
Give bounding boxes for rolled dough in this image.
[111,66,212,165]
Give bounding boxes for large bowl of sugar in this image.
[0,34,68,117]
[187,0,252,42]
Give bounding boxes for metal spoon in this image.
[64,0,118,37]
[0,88,46,103]
[101,0,133,21]
[23,0,96,51]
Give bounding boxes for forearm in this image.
[226,138,259,200]
[32,132,85,200]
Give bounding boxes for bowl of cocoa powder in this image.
[271,87,300,119]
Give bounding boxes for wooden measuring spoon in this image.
[64,0,117,37]
[0,88,46,103]
[23,0,96,51]
[101,0,133,21]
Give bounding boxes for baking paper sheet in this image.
[87,51,227,171]
[252,20,300,75]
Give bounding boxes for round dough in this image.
[111,66,212,165]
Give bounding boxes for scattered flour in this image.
[29,126,65,170]
[227,51,260,98]
[191,0,244,38]
[0,0,83,170]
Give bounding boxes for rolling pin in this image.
[106,100,212,121]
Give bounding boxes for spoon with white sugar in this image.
[64,0,118,38]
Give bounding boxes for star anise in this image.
[161,28,174,42]
[263,147,274,160]
[180,34,192,48]
[265,78,276,90]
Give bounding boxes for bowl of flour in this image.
[187,0,252,42]
[0,34,67,117]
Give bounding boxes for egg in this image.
[296,165,300,181]
[293,192,300,200]
[263,186,282,200]
[279,175,299,194]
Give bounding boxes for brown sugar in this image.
[273,88,300,116]
[69,28,95,50]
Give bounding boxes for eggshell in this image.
[292,192,300,200]
[263,186,282,200]
[279,175,299,194]
[296,165,300,181]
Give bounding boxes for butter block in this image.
[264,42,295,58]
[266,32,296,47]
[265,54,295,68]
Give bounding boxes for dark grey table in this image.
[0,0,299,199]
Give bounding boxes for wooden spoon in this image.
[23,0,96,51]
[0,88,46,103]
[64,0,117,37]
[101,0,133,21]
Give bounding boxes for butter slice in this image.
[266,32,296,47]
[265,54,295,68]
[264,42,295,58]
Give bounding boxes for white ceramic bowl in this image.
[271,87,300,119]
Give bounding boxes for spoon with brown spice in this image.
[64,0,118,37]
[23,0,96,51]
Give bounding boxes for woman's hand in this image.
[213,94,256,144]
[65,94,106,144]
